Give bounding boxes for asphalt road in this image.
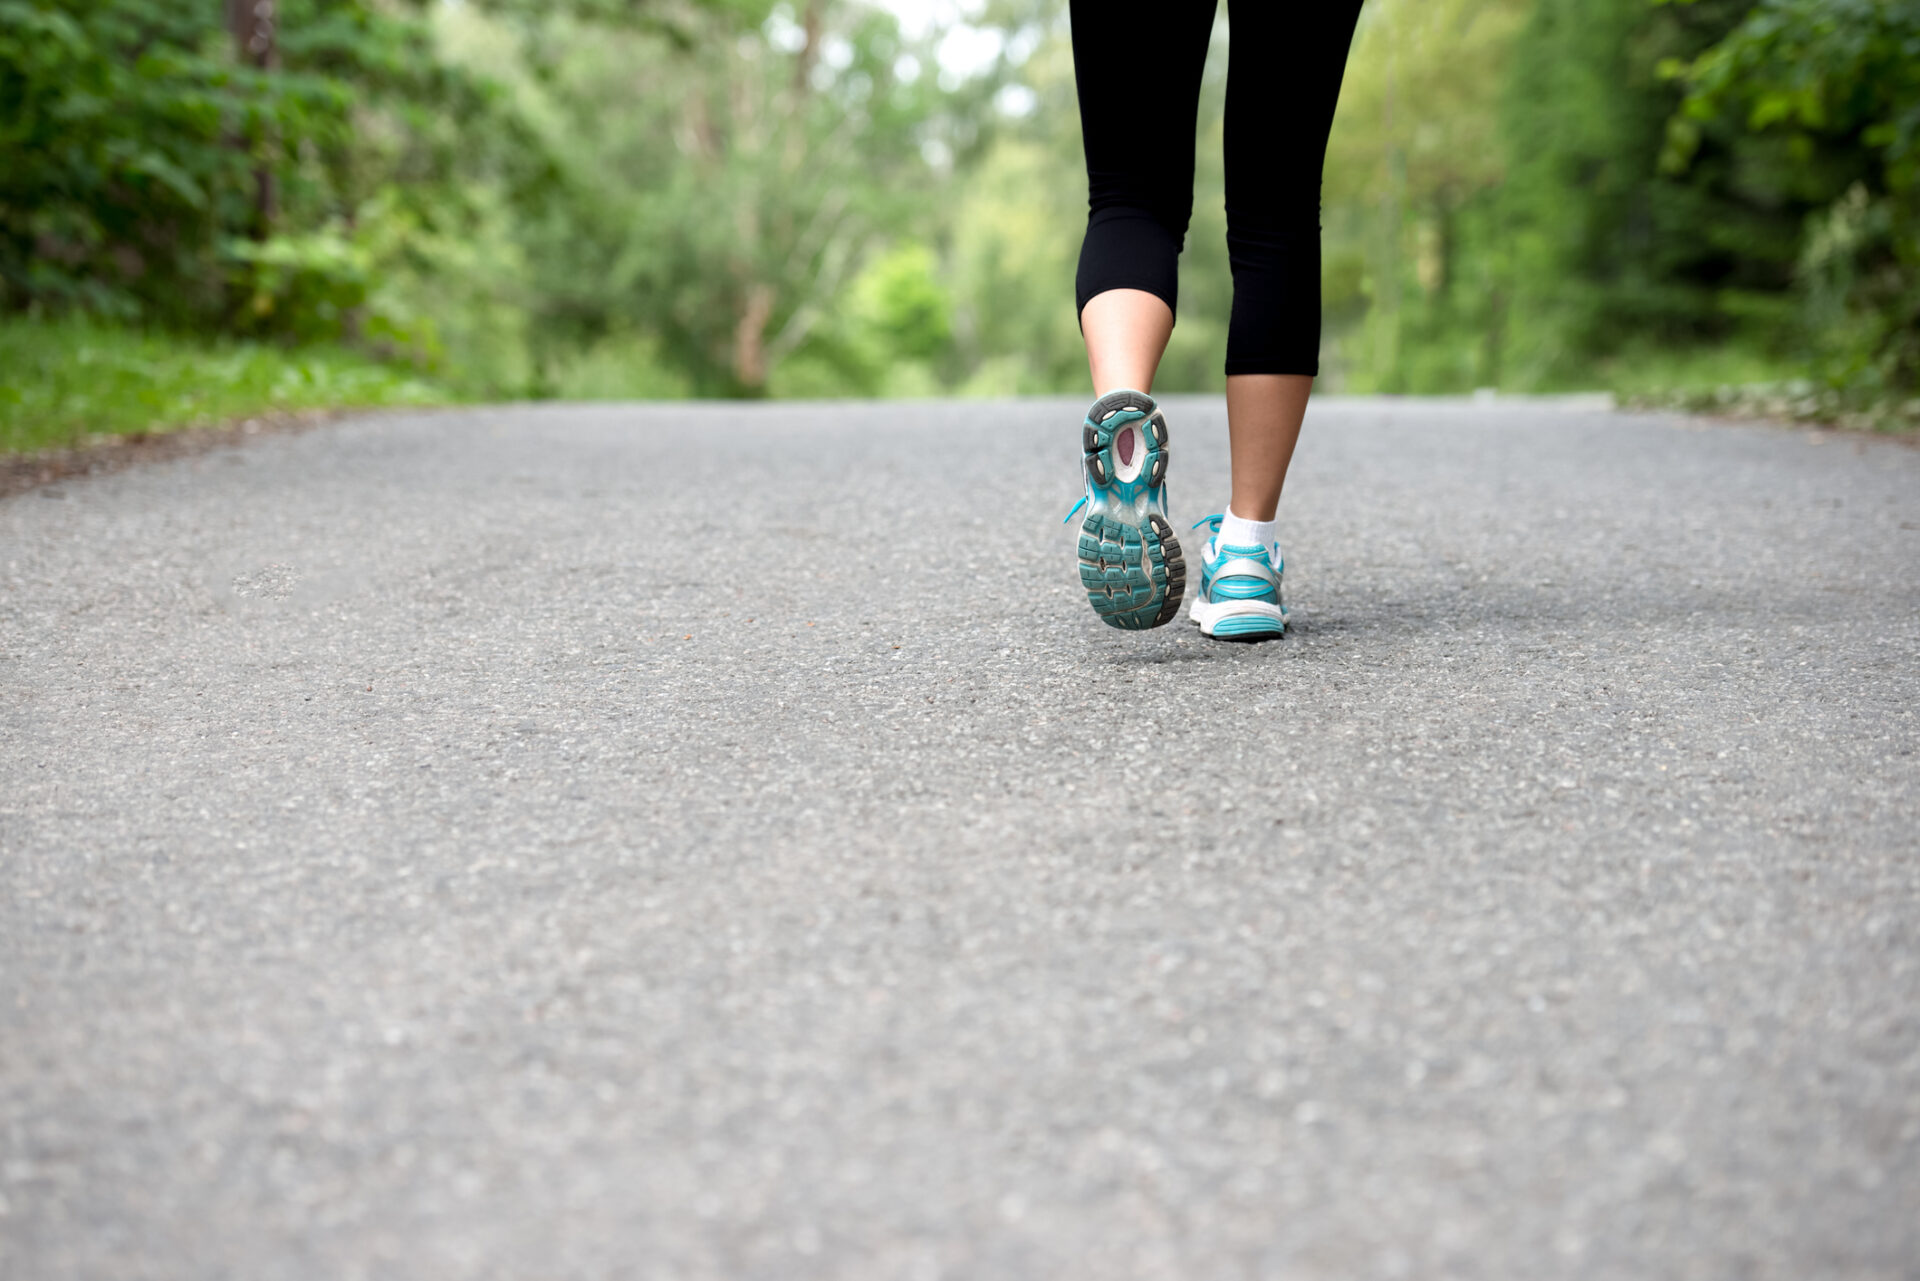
[3,398,1917,1280]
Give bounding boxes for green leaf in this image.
[127,150,207,209]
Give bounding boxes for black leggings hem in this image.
[1074,211,1184,326]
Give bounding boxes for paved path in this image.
[3,399,1917,1280]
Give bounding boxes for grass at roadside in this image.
[1581,341,1916,434]
[1,318,456,456]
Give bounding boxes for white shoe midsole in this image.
[1190,596,1287,633]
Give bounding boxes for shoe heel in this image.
[1083,391,1169,493]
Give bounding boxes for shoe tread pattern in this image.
[1075,390,1182,631]
[1078,511,1186,630]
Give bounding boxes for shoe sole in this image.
[1079,510,1186,629]
[1077,390,1183,630]
[1191,597,1287,641]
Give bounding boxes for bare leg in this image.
[1083,291,1310,523]
[1081,289,1174,396]
[1224,373,1313,521]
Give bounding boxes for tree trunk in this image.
[734,284,776,390]
[228,0,279,235]
[792,1,824,95]
[1379,9,1404,389]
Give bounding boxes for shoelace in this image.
[1064,483,1176,525]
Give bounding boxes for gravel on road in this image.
[3,398,1917,1280]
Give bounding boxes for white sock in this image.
[1218,508,1278,556]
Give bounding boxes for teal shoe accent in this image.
[1188,513,1287,641]
[1071,390,1184,630]
[1210,612,1285,638]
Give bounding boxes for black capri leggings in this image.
[1071,0,1364,377]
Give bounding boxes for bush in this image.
[0,0,533,350]
[0,315,448,454]
[1667,0,1920,399]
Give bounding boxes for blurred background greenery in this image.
[2,0,1916,451]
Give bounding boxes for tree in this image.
[0,0,533,344]
[1320,0,1532,390]
[490,0,970,394]
[228,0,279,235]
[1665,0,1920,398]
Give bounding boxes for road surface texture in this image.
[4,398,1918,1280]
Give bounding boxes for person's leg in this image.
[1225,374,1313,520]
[1071,0,1216,395]
[1082,289,1173,396]
[1189,0,1363,640]
[1066,0,1216,631]
[1219,0,1365,520]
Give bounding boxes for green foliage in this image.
[1318,0,1530,391]
[539,331,692,400]
[1492,0,1818,380]
[859,242,953,361]
[1304,0,1917,416]
[471,0,777,42]
[773,240,954,396]
[1665,0,1920,398]
[0,0,540,348]
[6,0,1914,428]
[942,32,1089,397]
[0,0,332,320]
[223,226,372,344]
[430,0,981,396]
[0,315,449,454]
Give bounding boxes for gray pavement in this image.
[2,397,1917,1280]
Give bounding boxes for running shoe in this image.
[1188,513,1287,640]
[1064,389,1185,630]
